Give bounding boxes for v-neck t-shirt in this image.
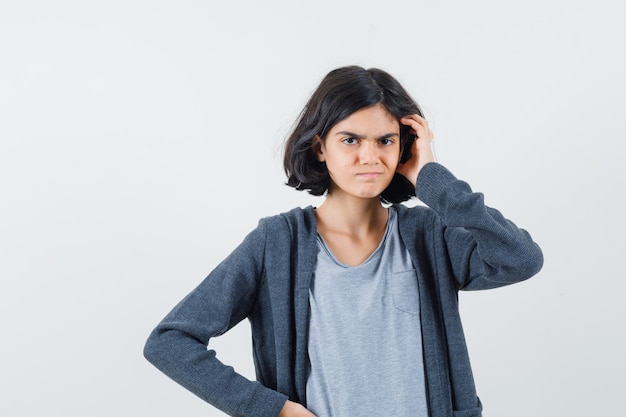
[306,206,428,417]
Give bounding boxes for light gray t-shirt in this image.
[306,207,428,417]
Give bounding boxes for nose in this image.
[359,141,380,165]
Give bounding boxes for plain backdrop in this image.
[1,0,624,416]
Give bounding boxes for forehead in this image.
[330,104,398,133]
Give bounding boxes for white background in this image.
[1,0,624,416]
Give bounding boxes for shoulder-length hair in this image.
[283,65,423,204]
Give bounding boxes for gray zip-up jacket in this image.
[144,163,543,417]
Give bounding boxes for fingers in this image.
[400,114,432,139]
[400,113,428,127]
[400,114,433,143]
[398,113,437,180]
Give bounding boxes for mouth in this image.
[356,172,383,179]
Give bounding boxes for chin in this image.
[356,189,386,199]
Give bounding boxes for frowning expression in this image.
[314,104,401,200]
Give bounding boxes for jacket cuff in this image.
[242,385,289,417]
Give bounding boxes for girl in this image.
[144,66,543,417]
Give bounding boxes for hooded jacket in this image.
[144,163,544,417]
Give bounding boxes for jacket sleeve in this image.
[143,219,288,417]
[415,162,544,290]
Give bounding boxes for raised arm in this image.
[417,162,543,290]
[396,114,542,290]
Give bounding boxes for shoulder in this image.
[394,202,436,223]
[242,206,317,263]
[393,202,441,241]
[256,205,317,238]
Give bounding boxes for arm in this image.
[143,220,288,417]
[417,162,543,290]
[397,114,543,290]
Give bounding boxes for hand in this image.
[278,400,317,417]
[396,114,436,187]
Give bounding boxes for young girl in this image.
[144,65,543,417]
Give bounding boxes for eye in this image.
[342,137,358,145]
[379,137,394,146]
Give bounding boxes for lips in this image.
[356,172,383,179]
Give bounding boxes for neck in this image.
[315,192,388,237]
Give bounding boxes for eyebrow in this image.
[334,131,399,140]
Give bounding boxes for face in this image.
[314,104,401,200]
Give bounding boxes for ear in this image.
[311,135,325,162]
